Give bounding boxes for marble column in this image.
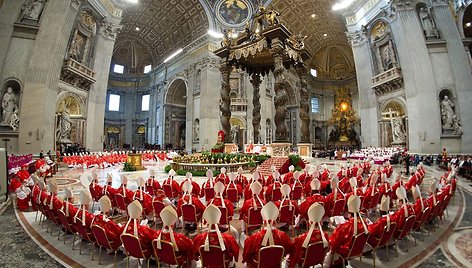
[85,20,120,151]
[297,65,310,143]
[18,0,80,153]
[219,63,231,142]
[432,1,472,152]
[272,39,288,142]
[250,73,261,144]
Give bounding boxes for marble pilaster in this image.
[390,8,441,153]
[85,23,119,151]
[18,0,79,153]
[432,3,472,152]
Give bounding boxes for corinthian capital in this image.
[390,0,414,11]
[346,29,367,47]
[100,18,122,40]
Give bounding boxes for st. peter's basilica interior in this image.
[0,0,472,267]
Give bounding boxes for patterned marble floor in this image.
[2,158,471,267]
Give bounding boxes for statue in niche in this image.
[193,120,199,141]
[9,106,20,131]
[382,44,394,70]
[230,125,240,144]
[1,87,19,126]
[452,115,463,135]
[57,107,72,142]
[440,95,455,129]
[70,34,85,62]
[391,117,406,143]
[19,0,46,22]
[418,6,439,39]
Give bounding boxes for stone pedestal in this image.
[297,143,312,158]
[270,143,291,157]
[0,130,19,153]
[224,143,237,154]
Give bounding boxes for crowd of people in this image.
[7,155,458,267]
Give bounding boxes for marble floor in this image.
[1,158,471,268]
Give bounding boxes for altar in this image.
[127,153,144,170]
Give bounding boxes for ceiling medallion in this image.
[215,0,253,28]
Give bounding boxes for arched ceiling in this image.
[112,0,355,78]
[112,0,209,71]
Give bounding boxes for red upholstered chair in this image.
[244,206,263,233]
[427,200,441,224]
[199,245,230,268]
[328,199,346,217]
[332,232,369,268]
[225,188,239,204]
[412,206,431,240]
[363,192,381,211]
[367,222,397,265]
[270,188,282,202]
[57,209,77,248]
[217,206,231,226]
[254,245,285,268]
[290,186,303,200]
[278,205,296,236]
[204,187,215,202]
[299,241,329,268]
[91,225,120,266]
[75,217,97,258]
[181,203,200,229]
[162,184,176,199]
[394,215,416,256]
[152,239,190,267]
[121,233,152,268]
[152,200,165,224]
[115,193,128,217]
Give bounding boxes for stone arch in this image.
[0,78,22,128]
[457,2,472,39]
[368,19,399,74]
[164,77,188,149]
[165,77,188,105]
[56,93,85,117]
[379,97,408,147]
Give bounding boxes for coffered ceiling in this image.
[112,0,209,72]
[112,0,355,78]
[269,0,355,78]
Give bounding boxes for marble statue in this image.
[58,108,72,141]
[70,34,84,62]
[419,7,438,38]
[452,115,463,135]
[10,105,20,131]
[20,0,46,22]
[230,125,240,144]
[391,117,406,143]
[441,95,455,129]
[1,87,18,126]
[193,120,199,141]
[383,45,393,70]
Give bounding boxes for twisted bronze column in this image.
[272,50,288,142]
[297,65,310,143]
[220,63,232,142]
[251,73,262,144]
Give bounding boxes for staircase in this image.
[258,157,289,178]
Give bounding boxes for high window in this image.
[311,97,319,113]
[142,94,150,111]
[109,94,120,111]
[113,64,124,74]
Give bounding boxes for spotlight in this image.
[208,29,224,38]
